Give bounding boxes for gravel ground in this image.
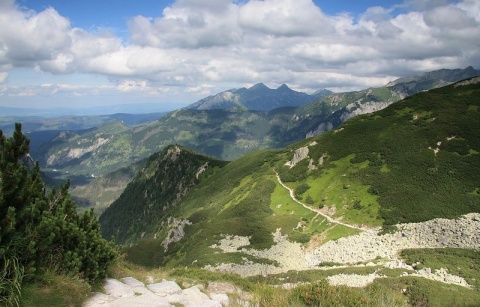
[204,213,480,288]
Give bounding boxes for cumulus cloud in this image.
[424,5,477,29]
[0,6,71,65]
[0,0,479,105]
[238,0,332,36]
[128,0,241,48]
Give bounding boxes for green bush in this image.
[0,124,118,305]
[291,279,369,306]
[294,183,310,199]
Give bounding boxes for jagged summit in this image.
[277,83,293,92]
[250,82,269,90]
[186,82,325,111]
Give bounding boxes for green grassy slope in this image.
[107,79,480,269]
[289,80,480,225]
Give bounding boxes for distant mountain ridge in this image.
[301,66,480,138]
[187,83,332,111]
[386,66,480,96]
[28,67,480,211]
[100,78,480,274]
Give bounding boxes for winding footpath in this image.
[273,169,372,232]
[203,170,480,289]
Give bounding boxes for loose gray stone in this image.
[147,280,182,296]
[120,277,145,287]
[83,292,115,307]
[109,294,170,307]
[210,293,230,306]
[103,279,135,298]
[165,293,188,304]
[184,300,223,307]
[207,282,238,294]
[182,286,210,302]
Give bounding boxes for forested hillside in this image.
[100,145,229,244]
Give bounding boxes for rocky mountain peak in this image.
[277,84,292,92]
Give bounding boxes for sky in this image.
[0,0,479,113]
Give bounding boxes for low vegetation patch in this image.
[401,248,480,289]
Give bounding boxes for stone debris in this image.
[84,278,231,307]
[210,234,250,252]
[204,214,479,288]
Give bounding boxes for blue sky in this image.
[22,1,403,30]
[1,0,479,113]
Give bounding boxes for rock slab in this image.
[84,277,231,307]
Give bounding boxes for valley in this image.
[3,0,480,304]
[10,66,477,216]
[95,76,480,305]
[2,70,480,306]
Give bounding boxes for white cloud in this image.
[238,0,332,36]
[424,5,477,29]
[186,83,214,95]
[0,5,71,65]
[0,0,479,107]
[0,71,7,83]
[128,0,241,49]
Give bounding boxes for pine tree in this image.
[0,123,118,305]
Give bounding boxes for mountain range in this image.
[100,77,480,274]
[187,83,332,111]
[4,68,480,304]
[5,67,478,215]
[32,67,480,178]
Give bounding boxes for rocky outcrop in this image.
[454,76,480,87]
[164,145,181,162]
[46,136,110,166]
[84,277,233,307]
[196,162,209,179]
[161,218,192,251]
[284,141,318,168]
[284,146,309,168]
[305,122,334,138]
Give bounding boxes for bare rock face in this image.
[306,122,333,138]
[454,76,480,87]
[161,218,192,251]
[164,145,182,162]
[46,137,110,166]
[285,146,309,168]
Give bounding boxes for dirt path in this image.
[273,169,371,232]
[203,170,480,289]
